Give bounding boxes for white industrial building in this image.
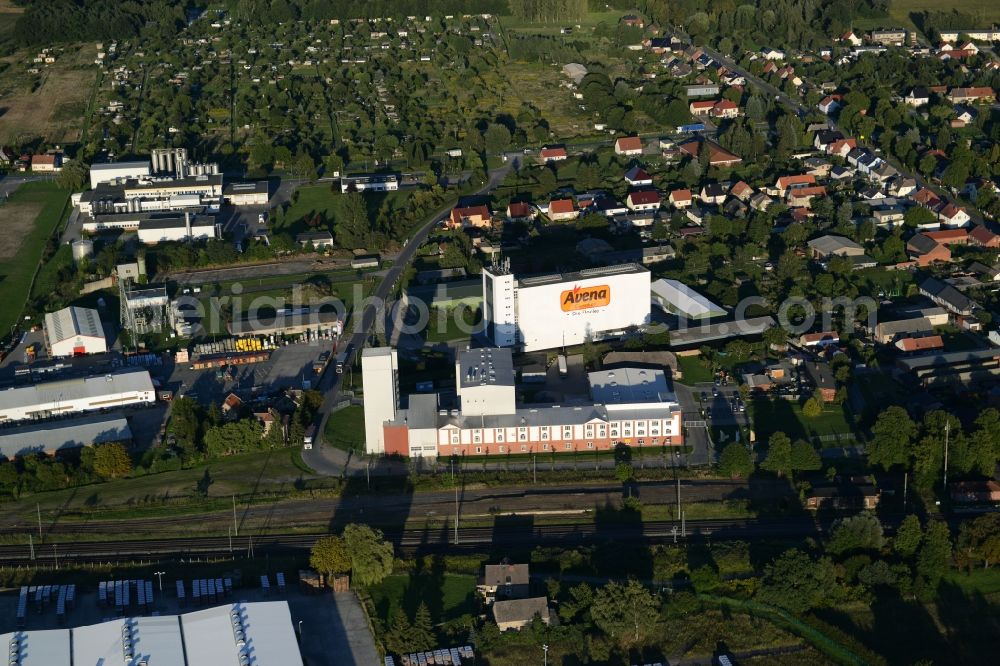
[223,181,270,205]
[366,346,683,457]
[2,601,303,666]
[362,347,399,455]
[78,183,205,216]
[0,414,132,458]
[89,161,151,189]
[137,213,217,244]
[482,262,651,352]
[43,306,107,357]
[340,173,399,193]
[0,369,156,423]
[651,278,727,320]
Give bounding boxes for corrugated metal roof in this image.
[44,306,105,344]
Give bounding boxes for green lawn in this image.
[677,354,715,384]
[889,0,1000,28]
[425,306,482,343]
[324,405,366,453]
[751,397,856,445]
[368,572,479,625]
[278,183,413,236]
[0,181,71,332]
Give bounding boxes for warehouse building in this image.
[44,306,107,357]
[651,278,726,320]
[0,369,156,423]
[482,261,651,352]
[89,161,151,189]
[123,173,224,199]
[368,346,683,458]
[1,601,303,666]
[136,213,217,244]
[0,414,131,459]
[223,181,269,206]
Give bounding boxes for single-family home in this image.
[951,106,976,128]
[677,138,742,167]
[947,87,995,104]
[827,138,857,158]
[547,198,578,221]
[800,331,840,348]
[624,166,652,187]
[478,563,531,602]
[895,335,945,354]
[904,86,931,107]
[969,225,1000,248]
[449,205,492,228]
[907,233,952,266]
[730,181,753,201]
[621,14,644,28]
[912,187,943,209]
[803,361,837,402]
[668,189,693,209]
[817,95,841,114]
[506,201,532,221]
[841,31,862,46]
[775,174,817,197]
[761,47,785,60]
[538,145,567,163]
[937,203,971,228]
[493,597,550,632]
[808,234,865,260]
[749,192,774,211]
[699,182,727,206]
[813,129,845,151]
[614,136,643,156]
[788,186,827,207]
[626,189,661,212]
[30,153,62,172]
[887,177,917,198]
[296,231,335,249]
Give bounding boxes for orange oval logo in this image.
[561,285,611,311]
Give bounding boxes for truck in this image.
[335,343,352,374]
[303,424,316,450]
[676,123,706,134]
[557,354,568,377]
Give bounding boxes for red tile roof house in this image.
[775,174,817,197]
[547,198,578,221]
[689,100,717,116]
[626,189,662,212]
[730,180,753,201]
[678,138,742,167]
[624,166,652,186]
[614,136,643,156]
[709,99,739,119]
[937,203,971,228]
[969,225,1000,248]
[668,189,693,209]
[538,145,568,163]
[923,228,969,245]
[30,153,62,172]
[911,187,943,209]
[449,205,492,229]
[827,138,857,158]
[817,95,841,114]
[895,335,944,353]
[506,202,532,220]
[947,86,995,104]
[906,233,952,266]
[787,185,827,207]
[799,331,839,348]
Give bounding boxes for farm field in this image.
[0,181,70,333]
[0,38,98,144]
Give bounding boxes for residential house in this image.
[449,205,492,229]
[221,392,243,419]
[937,203,971,228]
[840,31,862,46]
[920,277,975,316]
[951,106,976,128]
[872,207,905,227]
[0,146,16,167]
[30,153,62,172]
[907,234,952,266]
[493,597,550,632]
[805,475,880,510]
[624,166,653,187]
[626,190,661,212]
[296,231,335,249]
[723,198,748,218]
[709,99,739,118]
[788,185,827,207]
[875,317,937,344]
[912,187,943,209]
[761,47,785,60]
[827,138,857,158]
[813,129,845,151]
[950,480,1000,504]
[808,234,865,260]
[685,206,706,226]
[895,335,945,353]
[668,189,692,209]
[817,95,841,114]
[699,183,727,206]
[730,180,753,201]
[969,225,1000,248]
[547,198,578,221]
[677,137,742,167]
[887,176,917,197]
[506,201,532,221]
[902,89,932,112]
[621,14,644,28]
[478,563,530,603]
[802,157,832,178]
[968,261,1000,281]
[800,331,839,348]
[947,87,995,104]
[870,28,907,46]
[538,145,567,163]
[775,174,817,197]
[803,361,837,401]
[749,192,774,211]
[923,228,969,245]
[614,136,643,156]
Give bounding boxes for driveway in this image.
[291,591,380,666]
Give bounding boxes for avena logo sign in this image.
[560,284,611,312]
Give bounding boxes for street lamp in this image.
[298,620,303,637]
[542,644,549,666]
[153,571,165,592]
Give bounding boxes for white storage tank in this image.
[72,239,94,263]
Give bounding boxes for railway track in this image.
[0,517,823,565]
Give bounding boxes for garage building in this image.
[44,306,107,357]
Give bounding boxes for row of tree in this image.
[0,442,132,499]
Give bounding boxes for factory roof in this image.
[123,173,223,189]
[0,414,131,458]
[897,348,1000,371]
[0,369,154,415]
[651,278,726,319]
[458,347,515,388]
[183,601,302,666]
[515,262,647,288]
[669,316,776,347]
[44,306,105,343]
[222,180,269,194]
[140,214,216,230]
[0,629,71,666]
[90,160,150,171]
[588,367,676,405]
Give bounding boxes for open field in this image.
[889,0,1000,28]
[0,40,98,144]
[676,354,715,384]
[278,184,414,237]
[498,9,623,35]
[751,398,856,445]
[368,572,478,625]
[324,405,366,453]
[0,181,70,332]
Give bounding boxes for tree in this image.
[335,192,370,249]
[383,608,414,656]
[410,602,435,651]
[790,440,821,472]
[758,549,838,613]
[894,515,923,559]
[802,397,822,418]
[857,560,896,588]
[719,442,754,478]
[57,159,89,191]
[92,442,132,479]
[761,432,793,477]
[904,205,937,228]
[483,123,512,155]
[868,406,916,470]
[917,520,952,588]
[343,523,394,586]
[957,514,1000,569]
[763,326,788,349]
[827,513,885,556]
[309,535,352,577]
[614,461,634,483]
[590,580,659,646]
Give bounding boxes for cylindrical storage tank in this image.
[72,239,94,263]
